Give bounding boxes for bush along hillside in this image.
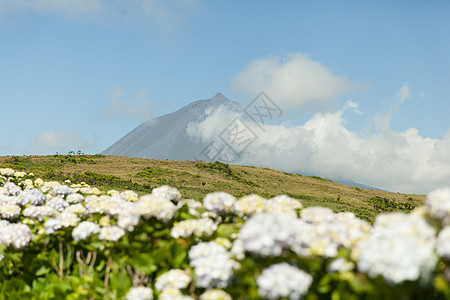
[1,167,450,299]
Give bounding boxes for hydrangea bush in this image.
[1,167,450,299]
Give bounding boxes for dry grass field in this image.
[0,154,425,222]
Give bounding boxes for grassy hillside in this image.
[0,154,425,222]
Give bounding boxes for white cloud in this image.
[187,84,450,194]
[397,82,411,103]
[29,129,93,154]
[373,82,411,132]
[101,86,153,121]
[230,53,355,110]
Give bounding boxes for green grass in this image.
[0,155,426,222]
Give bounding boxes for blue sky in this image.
[1,1,449,193]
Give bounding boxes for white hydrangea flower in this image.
[34,178,44,186]
[158,288,193,300]
[85,195,135,216]
[426,187,450,219]
[79,187,93,194]
[64,203,88,216]
[235,194,266,216]
[52,184,72,197]
[120,190,139,202]
[118,213,141,231]
[14,171,26,178]
[306,222,340,257]
[44,218,62,234]
[20,188,46,205]
[354,213,437,285]
[0,223,32,249]
[84,195,103,213]
[189,242,240,288]
[99,225,125,241]
[170,218,217,239]
[111,196,136,216]
[257,263,312,300]
[0,168,15,176]
[23,205,58,221]
[203,192,236,214]
[3,182,21,196]
[66,193,85,204]
[0,204,21,219]
[177,199,203,217]
[268,195,303,212]
[300,206,335,223]
[326,213,371,249]
[58,212,81,227]
[107,189,120,196]
[437,226,450,260]
[152,185,182,202]
[136,195,177,222]
[199,289,232,300]
[238,212,313,257]
[328,258,355,274]
[374,213,436,239]
[0,220,10,227]
[46,196,70,212]
[24,179,34,188]
[125,286,153,300]
[72,221,101,242]
[230,238,245,260]
[44,213,80,234]
[0,195,23,206]
[155,269,192,291]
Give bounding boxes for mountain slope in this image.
[102,93,242,160]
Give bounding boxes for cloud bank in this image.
[188,84,450,194]
[231,53,355,110]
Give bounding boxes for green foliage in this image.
[0,168,447,299]
[135,167,173,184]
[308,175,331,181]
[369,196,416,213]
[195,161,258,187]
[73,171,152,192]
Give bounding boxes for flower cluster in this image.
[155,269,192,291]
[0,221,32,249]
[203,192,237,214]
[257,263,313,300]
[437,226,450,260]
[170,218,217,239]
[354,213,436,284]
[72,221,101,242]
[152,185,182,202]
[158,288,193,300]
[189,242,240,288]
[426,187,450,224]
[199,289,232,300]
[233,194,302,217]
[125,286,153,300]
[237,212,308,256]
